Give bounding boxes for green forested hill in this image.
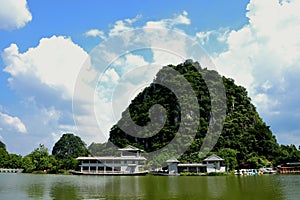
[90,60,300,169]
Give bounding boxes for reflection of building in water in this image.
[207,175,226,199]
[75,146,147,175]
[166,154,226,175]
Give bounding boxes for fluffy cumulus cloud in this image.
[213,0,300,144]
[0,0,32,30]
[0,112,27,133]
[2,36,89,99]
[73,11,209,143]
[1,36,89,153]
[3,2,300,153]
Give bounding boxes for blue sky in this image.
[1,0,300,155]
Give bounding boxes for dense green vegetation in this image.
[90,60,300,170]
[52,133,89,160]
[1,60,300,172]
[0,133,89,173]
[0,140,5,149]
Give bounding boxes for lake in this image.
[0,173,299,199]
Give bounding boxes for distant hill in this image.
[90,60,300,169]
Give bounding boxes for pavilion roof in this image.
[166,158,180,163]
[203,154,224,162]
[118,145,144,152]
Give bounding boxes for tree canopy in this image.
[0,140,6,149]
[52,133,89,160]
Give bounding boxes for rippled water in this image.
[0,173,299,199]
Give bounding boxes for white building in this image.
[203,154,226,173]
[166,154,226,175]
[75,145,147,175]
[166,158,180,175]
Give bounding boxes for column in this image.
[96,161,98,173]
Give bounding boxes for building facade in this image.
[203,154,226,173]
[166,154,226,175]
[76,146,147,175]
[278,162,300,174]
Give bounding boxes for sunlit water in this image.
[0,173,299,199]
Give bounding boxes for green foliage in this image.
[0,140,6,149]
[52,133,89,160]
[23,144,51,172]
[206,172,228,176]
[88,141,119,157]
[0,147,23,169]
[103,60,300,167]
[1,134,89,173]
[2,60,300,172]
[0,148,9,167]
[22,155,36,172]
[245,155,269,169]
[276,144,300,164]
[180,172,202,176]
[217,148,238,170]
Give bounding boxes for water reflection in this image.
[207,176,226,199]
[0,174,299,199]
[25,183,45,199]
[50,184,81,200]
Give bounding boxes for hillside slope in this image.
[90,60,299,169]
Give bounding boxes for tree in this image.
[52,133,89,160]
[218,148,238,170]
[0,141,6,149]
[23,144,51,172]
[0,148,9,168]
[22,155,36,172]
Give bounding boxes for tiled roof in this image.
[166,158,180,163]
[178,163,206,167]
[203,154,224,161]
[76,156,147,161]
[118,145,144,152]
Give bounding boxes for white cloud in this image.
[90,53,151,140]
[145,11,190,29]
[109,15,141,37]
[73,11,218,144]
[1,36,92,153]
[0,0,32,30]
[84,29,106,40]
[212,0,300,145]
[196,28,230,46]
[76,13,220,147]
[2,35,89,99]
[196,31,213,45]
[214,0,300,96]
[252,93,280,114]
[0,112,27,133]
[101,68,120,84]
[124,14,142,24]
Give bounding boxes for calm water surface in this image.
[0,173,299,199]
